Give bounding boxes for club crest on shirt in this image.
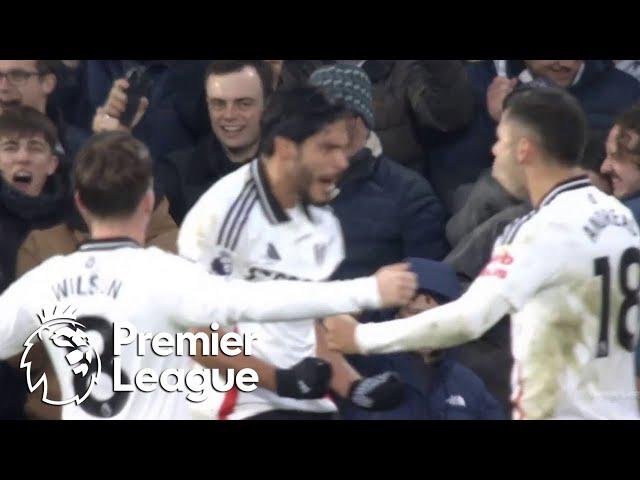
[212,251,233,276]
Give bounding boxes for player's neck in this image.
[527,164,586,209]
[263,157,298,209]
[90,221,146,246]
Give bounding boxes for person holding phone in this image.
[89,60,212,161]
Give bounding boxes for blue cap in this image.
[406,258,462,303]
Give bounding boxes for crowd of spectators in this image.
[2,59,640,420]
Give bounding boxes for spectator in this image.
[445,169,530,283]
[309,64,449,279]
[430,60,640,214]
[0,60,90,163]
[599,104,640,396]
[0,107,71,294]
[89,60,212,160]
[355,60,474,178]
[601,105,640,215]
[267,60,331,89]
[158,60,273,224]
[332,258,505,420]
[0,106,72,420]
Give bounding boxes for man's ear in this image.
[273,136,296,161]
[41,73,57,96]
[423,293,440,309]
[516,137,532,165]
[142,187,155,215]
[46,155,59,176]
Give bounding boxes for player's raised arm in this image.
[169,260,417,329]
[326,280,512,355]
[326,221,569,355]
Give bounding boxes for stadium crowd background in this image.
[1,59,640,420]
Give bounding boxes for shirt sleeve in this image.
[177,185,245,277]
[163,255,382,329]
[356,218,571,354]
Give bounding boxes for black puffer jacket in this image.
[362,60,474,174]
[331,135,449,280]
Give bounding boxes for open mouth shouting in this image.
[10,169,34,193]
[316,175,340,200]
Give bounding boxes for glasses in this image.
[0,70,44,86]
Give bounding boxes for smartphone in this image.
[120,66,153,127]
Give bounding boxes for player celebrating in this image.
[326,87,640,420]
[179,86,407,420]
[0,131,416,420]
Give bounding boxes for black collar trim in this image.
[539,176,591,209]
[250,159,290,224]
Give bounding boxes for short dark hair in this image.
[74,132,152,219]
[581,129,607,173]
[259,85,346,156]
[205,60,274,99]
[35,60,61,76]
[0,105,58,150]
[503,87,588,167]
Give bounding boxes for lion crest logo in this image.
[21,317,102,406]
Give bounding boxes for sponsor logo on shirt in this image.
[479,252,513,279]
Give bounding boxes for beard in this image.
[295,161,333,207]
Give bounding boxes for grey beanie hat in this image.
[309,64,375,129]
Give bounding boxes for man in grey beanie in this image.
[309,64,450,281]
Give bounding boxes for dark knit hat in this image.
[309,64,375,129]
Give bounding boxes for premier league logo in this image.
[21,313,101,407]
[212,251,234,276]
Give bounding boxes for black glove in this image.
[348,372,405,411]
[276,357,333,400]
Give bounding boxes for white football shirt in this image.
[0,239,381,420]
[179,159,346,419]
[355,177,640,420]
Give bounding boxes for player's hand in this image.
[374,263,417,308]
[92,79,149,133]
[275,357,333,400]
[324,314,361,354]
[349,372,405,411]
[486,76,518,122]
